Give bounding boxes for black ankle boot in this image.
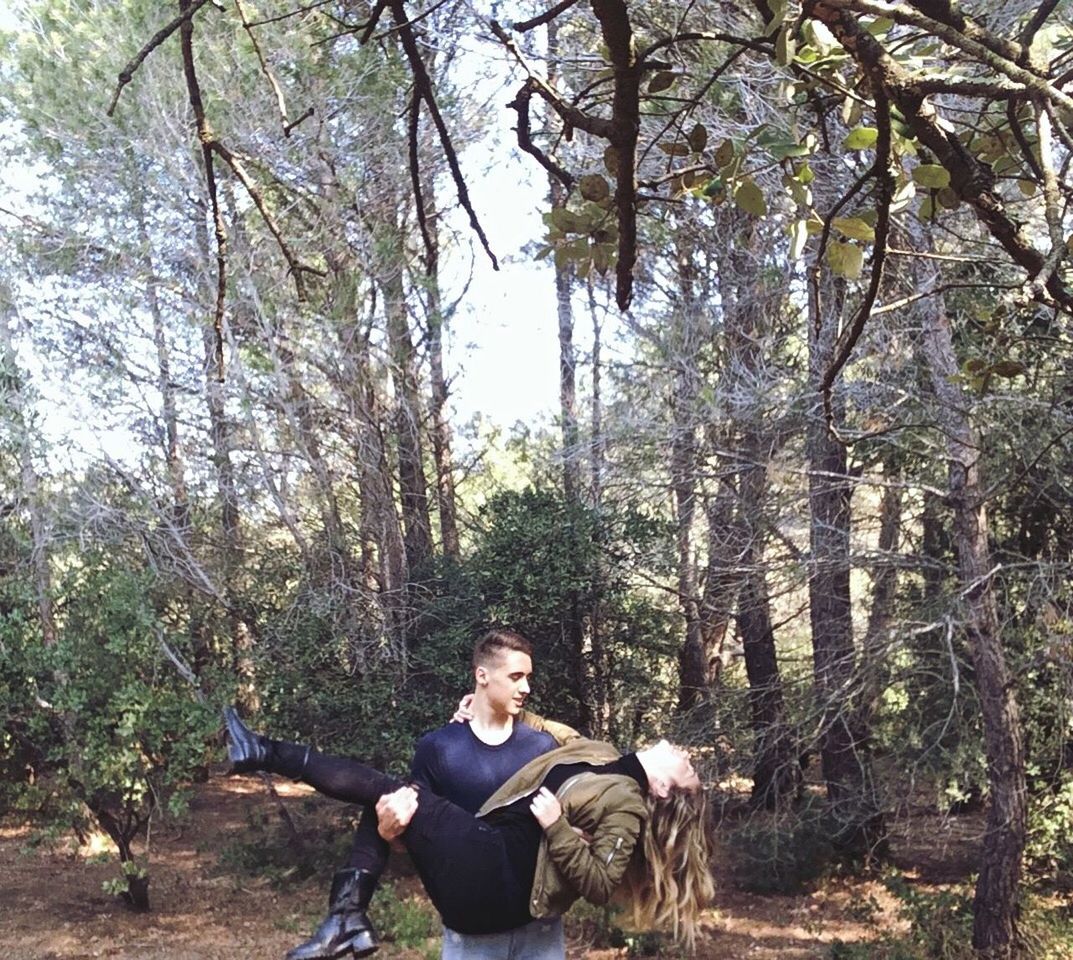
[223,706,271,774]
[286,869,379,960]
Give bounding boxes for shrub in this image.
[725,799,838,894]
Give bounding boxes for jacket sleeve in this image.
[542,805,642,906]
[518,709,582,746]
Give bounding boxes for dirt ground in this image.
[0,774,979,960]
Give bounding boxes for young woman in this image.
[223,708,713,952]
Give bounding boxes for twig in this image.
[491,21,614,138]
[107,0,214,117]
[506,82,575,190]
[390,0,498,269]
[246,0,336,28]
[156,628,207,703]
[178,0,228,382]
[208,141,325,299]
[284,106,315,137]
[821,90,894,436]
[369,0,451,41]
[408,90,436,273]
[1020,0,1062,51]
[235,0,292,130]
[512,0,582,33]
[638,30,772,63]
[870,281,1018,315]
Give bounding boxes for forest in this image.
[1,1,1072,958]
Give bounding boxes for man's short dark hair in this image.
[473,629,532,668]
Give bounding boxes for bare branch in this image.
[512,0,582,33]
[391,1,498,270]
[490,20,616,139]
[234,0,293,130]
[107,0,214,117]
[822,91,894,434]
[178,0,227,382]
[506,82,575,190]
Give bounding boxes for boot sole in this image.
[349,930,378,957]
[285,932,378,960]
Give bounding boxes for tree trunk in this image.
[423,216,460,563]
[0,295,55,648]
[806,274,884,857]
[737,447,800,808]
[193,200,257,709]
[544,17,591,730]
[918,260,1027,957]
[381,256,434,578]
[670,234,707,713]
[585,281,610,735]
[854,465,902,735]
[335,312,409,652]
[718,214,798,806]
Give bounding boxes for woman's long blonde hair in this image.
[618,787,714,951]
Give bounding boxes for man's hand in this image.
[451,693,476,724]
[376,786,418,842]
[529,786,563,830]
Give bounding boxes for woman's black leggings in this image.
[264,739,534,934]
[266,739,402,804]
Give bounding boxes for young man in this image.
[285,629,577,960]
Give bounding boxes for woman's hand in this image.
[529,786,563,829]
[451,693,476,724]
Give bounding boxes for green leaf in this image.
[578,174,611,202]
[990,360,1026,378]
[832,216,876,242]
[866,17,894,35]
[766,0,788,35]
[1018,178,1037,197]
[776,24,796,66]
[912,163,951,188]
[702,177,724,199]
[804,19,837,54]
[687,123,708,153]
[549,207,588,233]
[827,240,864,279]
[734,178,767,216]
[843,126,879,150]
[592,243,614,276]
[648,71,676,94]
[937,187,960,209]
[658,141,692,157]
[768,140,811,159]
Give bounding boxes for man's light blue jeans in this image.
[440,917,565,960]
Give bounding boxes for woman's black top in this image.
[486,753,649,904]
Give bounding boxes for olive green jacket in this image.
[477,739,648,919]
[517,709,582,747]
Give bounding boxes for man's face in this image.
[476,650,533,718]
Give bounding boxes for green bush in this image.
[726,799,839,894]
[368,880,439,950]
[3,553,218,909]
[830,882,1073,960]
[215,801,355,889]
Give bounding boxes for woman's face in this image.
[653,740,701,794]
